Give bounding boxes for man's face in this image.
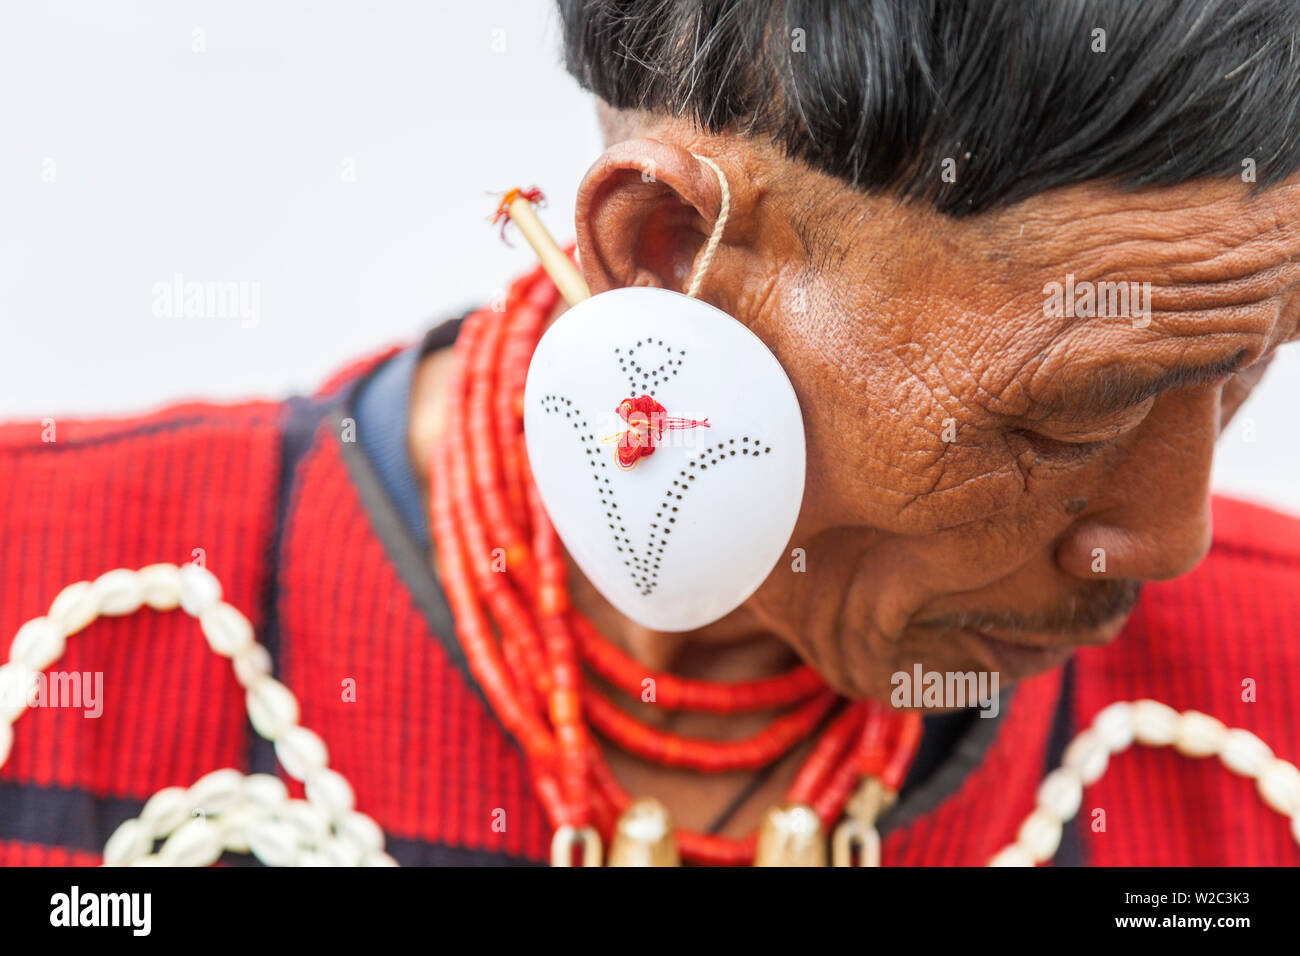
[729,168,1300,699]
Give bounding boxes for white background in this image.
[2,0,1296,513]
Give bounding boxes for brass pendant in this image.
[607,797,680,866]
[831,816,881,867]
[753,803,826,866]
[550,825,602,866]
[831,777,895,867]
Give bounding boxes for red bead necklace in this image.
[428,263,923,865]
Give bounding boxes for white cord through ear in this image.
[685,154,731,299]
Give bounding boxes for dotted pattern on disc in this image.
[539,394,773,599]
[614,339,683,398]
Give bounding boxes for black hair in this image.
[556,0,1300,216]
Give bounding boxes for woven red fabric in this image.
[277,423,551,860]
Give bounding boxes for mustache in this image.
[920,578,1143,639]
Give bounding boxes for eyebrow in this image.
[1038,348,1250,420]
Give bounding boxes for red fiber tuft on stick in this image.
[491,186,547,244]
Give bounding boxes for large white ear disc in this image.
[523,286,806,632]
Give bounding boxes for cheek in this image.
[758,282,1045,537]
[783,337,1032,539]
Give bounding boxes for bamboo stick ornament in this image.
[491,187,591,306]
[492,154,728,307]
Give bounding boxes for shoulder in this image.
[0,400,289,537]
[0,342,400,612]
[1174,495,1300,634]
[0,399,282,452]
[1205,494,1300,567]
[0,398,290,618]
[0,337,412,458]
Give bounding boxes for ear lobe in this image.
[575,139,732,297]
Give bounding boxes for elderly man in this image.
[1,0,1298,867]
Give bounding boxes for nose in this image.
[1056,391,1217,583]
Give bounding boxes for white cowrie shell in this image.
[139,786,193,837]
[232,642,272,688]
[178,564,222,616]
[318,836,363,867]
[9,617,65,671]
[1131,699,1179,747]
[1173,710,1226,758]
[305,768,356,818]
[218,804,260,854]
[249,819,300,867]
[189,768,245,816]
[48,581,97,636]
[103,817,153,867]
[138,563,182,611]
[987,845,1034,867]
[1257,759,1300,816]
[1016,809,1063,863]
[274,726,329,783]
[1036,767,1083,822]
[199,601,254,658]
[282,799,331,847]
[92,568,145,616]
[1091,701,1135,752]
[1063,729,1109,785]
[0,662,38,723]
[335,811,385,854]
[1219,728,1273,777]
[241,772,289,810]
[246,676,299,741]
[159,816,223,868]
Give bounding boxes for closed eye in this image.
[1024,431,1112,465]
[1010,397,1151,462]
[1012,428,1112,466]
[1010,400,1153,465]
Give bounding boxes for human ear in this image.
[574,139,738,297]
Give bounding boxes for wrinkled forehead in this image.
[794,171,1300,406]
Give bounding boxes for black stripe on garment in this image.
[1045,658,1085,866]
[334,317,488,718]
[0,781,538,866]
[878,685,1015,837]
[246,393,340,777]
[9,412,280,455]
